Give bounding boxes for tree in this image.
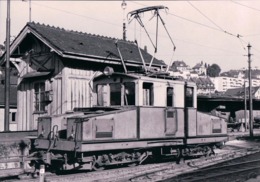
[207,63,221,77]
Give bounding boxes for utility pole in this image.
[244,81,247,132]
[22,0,31,22]
[121,0,127,40]
[29,0,31,22]
[247,43,253,137]
[4,0,11,131]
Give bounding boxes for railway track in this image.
[3,145,258,182]
[163,153,260,182]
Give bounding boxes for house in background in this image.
[190,76,214,95]
[171,60,189,72]
[192,61,207,76]
[224,86,260,99]
[1,22,165,131]
[0,71,18,131]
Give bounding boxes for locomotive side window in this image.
[167,87,174,107]
[185,87,194,108]
[97,84,108,106]
[143,82,153,106]
[110,83,121,105]
[124,82,135,105]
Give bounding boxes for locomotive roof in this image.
[93,72,139,81]
[94,72,195,85]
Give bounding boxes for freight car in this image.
[29,67,228,171]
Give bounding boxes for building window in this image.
[34,82,46,112]
[9,112,16,122]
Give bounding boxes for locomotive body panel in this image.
[38,112,84,139]
[139,107,185,139]
[186,108,197,137]
[84,109,138,141]
[196,111,227,136]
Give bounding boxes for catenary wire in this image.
[231,0,260,12]
[31,1,260,60]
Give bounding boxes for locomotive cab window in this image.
[167,87,174,107]
[97,84,108,106]
[97,82,136,106]
[124,82,135,105]
[185,87,194,108]
[143,82,153,106]
[110,83,121,106]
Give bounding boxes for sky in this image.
[1,1,260,72]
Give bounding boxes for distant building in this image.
[211,76,260,92]
[190,76,214,95]
[0,66,18,131]
[169,60,200,79]
[224,86,260,99]
[171,60,189,72]
[0,82,17,131]
[192,61,207,75]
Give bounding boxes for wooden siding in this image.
[17,55,96,130]
[65,67,93,111]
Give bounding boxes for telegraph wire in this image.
[243,33,260,37]
[32,1,259,58]
[231,0,260,12]
[187,1,225,32]
[32,2,122,28]
[31,1,239,56]
[187,1,246,51]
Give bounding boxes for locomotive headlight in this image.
[104,66,114,76]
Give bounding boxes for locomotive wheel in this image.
[92,158,105,171]
[92,156,105,171]
[92,163,105,171]
[203,146,212,157]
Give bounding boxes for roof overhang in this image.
[21,71,51,79]
[62,51,165,68]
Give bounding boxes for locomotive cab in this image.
[92,71,197,109]
[91,70,197,140]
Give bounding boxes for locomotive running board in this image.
[186,136,227,144]
[34,139,184,152]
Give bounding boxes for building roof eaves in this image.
[62,51,164,68]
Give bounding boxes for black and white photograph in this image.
[1,1,260,181]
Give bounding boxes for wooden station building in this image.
[3,22,165,131]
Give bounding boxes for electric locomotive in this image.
[30,67,228,171]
